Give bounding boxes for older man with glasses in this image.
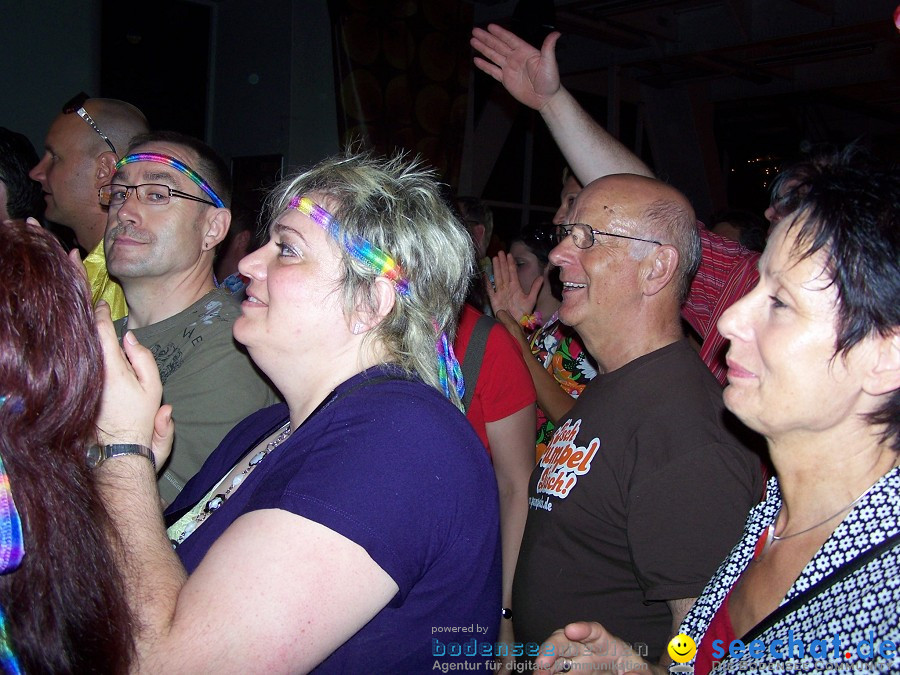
[97,130,278,505]
[507,173,762,668]
[30,92,149,319]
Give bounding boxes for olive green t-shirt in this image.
[116,288,279,505]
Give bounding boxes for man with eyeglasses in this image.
[471,28,763,387]
[100,130,278,504]
[29,93,150,320]
[504,172,762,667]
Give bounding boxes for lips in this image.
[110,236,146,246]
[725,358,756,379]
[242,291,268,308]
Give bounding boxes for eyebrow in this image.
[142,170,180,186]
[112,168,181,187]
[272,222,308,245]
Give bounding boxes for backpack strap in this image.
[461,315,496,413]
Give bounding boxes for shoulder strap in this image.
[739,529,900,645]
[461,315,496,413]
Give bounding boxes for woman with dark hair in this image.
[0,221,133,673]
[488,223,597,459]
[0,127,43,223]
[531,153,900,673]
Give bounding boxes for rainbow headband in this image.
[115,153,225,208]
[290,196,411,297]
[0,397,25,675]
[0,399,24,577]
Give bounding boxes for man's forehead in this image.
[572,186,626,223]
[113,162,181,185]
[113,144,197,183]
[46,113,91,150]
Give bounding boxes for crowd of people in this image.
[0,20,897,675]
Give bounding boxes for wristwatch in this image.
[86,443,156,471]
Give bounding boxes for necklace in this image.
[766,481,878,548]
[172,421,292,545]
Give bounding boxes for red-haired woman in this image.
[0,220,134,673]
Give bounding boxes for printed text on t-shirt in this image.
[535,418,599,500]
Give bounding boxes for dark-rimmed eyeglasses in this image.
[519,223,558,249]
[555,223,662,249]
[99,183,217,208]
[63,92,118,156]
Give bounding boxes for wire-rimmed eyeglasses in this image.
[555,223,662,249]
[63,92,118,156]
[99,183,218,208]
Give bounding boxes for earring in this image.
[352,322,364,335]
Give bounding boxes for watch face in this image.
[86,444,103,469]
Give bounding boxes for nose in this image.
[29,153,50,186]
[548,233,575,267]
[238,244,268,281]
[114,187,142,221]
[763,204,777,224]
[716,280,760,344]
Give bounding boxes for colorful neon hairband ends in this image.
[0,407,25,674]
[289,196,411,297]
[288,196,464,401]
[115,153,225,208]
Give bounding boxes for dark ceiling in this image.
[474,1,899,125]
[470,0,900,212]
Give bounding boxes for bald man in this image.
[510,174,761,665]
[31,94,149,319]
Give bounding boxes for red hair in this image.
[0,222,133,672]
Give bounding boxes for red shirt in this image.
[682,227,761,386]
[454,304,536,454]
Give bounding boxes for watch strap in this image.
[88,443,156,471]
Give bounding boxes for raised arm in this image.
[471,23,654,183]
[487,250,543,322]
[494,310,577,424]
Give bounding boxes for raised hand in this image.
[471,23,563,112]
[487,250,543,321]
[94,301,170,468]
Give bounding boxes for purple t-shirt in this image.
[165,366,501,672]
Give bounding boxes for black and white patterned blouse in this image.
[678,466,900,673]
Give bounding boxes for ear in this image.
[640,244,679,297]
[861,331,900,398]
[352,276,397,333]
[201,208,231,252]
[95,151,118,186]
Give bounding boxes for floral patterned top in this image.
[528,311,598,460]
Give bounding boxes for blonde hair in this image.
[263,152,475,409]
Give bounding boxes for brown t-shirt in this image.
[512,340,762,662]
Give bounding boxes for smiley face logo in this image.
[667,634,697,663]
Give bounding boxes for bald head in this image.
[576,174,700,302]
[81,98,149,157]
[29,97,149,249]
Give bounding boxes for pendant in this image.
[205,495,225,513]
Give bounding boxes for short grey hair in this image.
[641,199,701,303]
[262,153,475,409]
